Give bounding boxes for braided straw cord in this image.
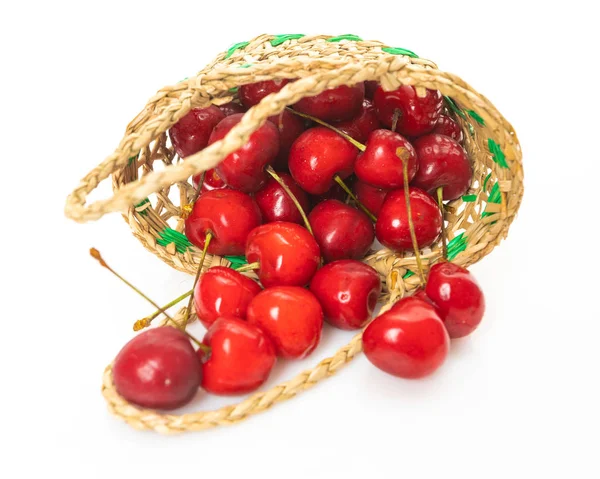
[67,34,523,433]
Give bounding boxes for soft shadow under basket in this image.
[65,33,524,434]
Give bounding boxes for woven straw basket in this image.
[65,33,524,434]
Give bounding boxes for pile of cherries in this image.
[111,78,486,411]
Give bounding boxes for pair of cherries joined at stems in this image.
[106,77,487,411]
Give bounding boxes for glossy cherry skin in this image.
[218,101,247,117]
[432,114,463,143]
[193,266,262,329]
[200,317,276,395]
[113,327,201,409]
[254,172,310,224]
[288,127,358,195]
[185,189,262,255]
[425,262,485,338]
[308,200,374,263]
[239,79,290,108]
[246,222,320,287]
[309,260,381,330]
[192,168,228,192]
[374,85,443,137]
[362,296,450,379]
[208,114,280,193]
[354,180,388,216]
[267,110,305,171]
[294,83,365,122]
[355,129,419,189]
[333,99,380,143]
[169,106,225,158]
[412,134,472,201]
[247,286,323,359]
[376,187,442,251]
[364,81,379,100]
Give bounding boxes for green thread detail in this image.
[444,96,467,120]
[468,110,485,126]
[447,233,468,261]
[483,173,492,192]
[327,34,363,42]
[228,86,239,93]
[270,34,305,46]
[488,139,509,168]
[239,63,252,68]
[462,194,477,202]
[468,123,475,137]
[482,182,502,218]
[157,227,193,254]
[134,198,150,216]
[224,255,248,268]
[225,41,250,59]
[381,47,418,58]
[128,154,138,166]
[403,270,415,279]
[178,76,189,82]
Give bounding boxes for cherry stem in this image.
[182,232,212,328]
[436,187,448,261]
[266,166,313,235]
[391,109,401,133]
[89,248,205,348]
[235,261,260,272]
[334,175,377,222]
[133,289,192,331]
[285,107,366,152]
[396,148,426,286]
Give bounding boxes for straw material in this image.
[66,34,524,433]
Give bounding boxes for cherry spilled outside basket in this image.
[64,33,524,434]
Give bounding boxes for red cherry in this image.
[362,296,450,378]
[218,101,247,117]
[185,189,262,255]
[413,290,444,318]
[200,317,276,395]
[309,180,350,209]
[193,266,262,329]
[254,172,310,224]
[113,327,201,409]
[354,129,419,189]
[208,114,280,193]
[246,222,320,287]
[374,85,443,136]
[425,262,485,338]
[364,81,379,100]
[332,99,380,143]
[267,110,305,171]
[239,79,290,108]
[309,260,381,330]
[308,200,374,263]
[431,114,463,143]
[411,134,472,201]
[247,286,323,359]
[169,106,225,158]
[294,83,365,122]
[288,127,357,195]
[354,180,388,216]
[375,187,442,251]
[192,168,229,192]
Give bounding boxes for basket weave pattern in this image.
[65,34,523,433]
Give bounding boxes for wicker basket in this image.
[65,33,523,433]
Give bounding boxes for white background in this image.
[2,1,599,477]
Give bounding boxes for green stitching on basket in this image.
[128,154,138,166]
[327,34,363,42]
[444,96,467,120]
[228,86,239,93]
[462,194,477,202]
[382,47,418,58]
[483,172,492,192]
[157,227,193,254]
[468,110,485,126]
[225,41,250,59]
[134,198,150,216]
[270,34,305,46]
[403,270,415,279]
[488,139,509,168]
[224,255,248,268]
[447,232,468,260]
[482,182,502,218]
[239,63,252,68]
